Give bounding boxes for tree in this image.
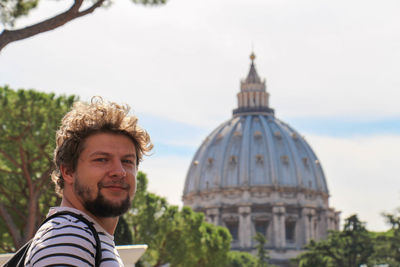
[369,211,400,266]
[294,215,374,267]
[0,86,77,251]
[254,232,269,267]
[383,211,400,264]
[226,251,258,267]
[115,216,133,246]
[120,172,232,267]
[0,0,166,52]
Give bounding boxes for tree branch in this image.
[78,0,106,16]
[0,184,16,204]
[0,203,21,248]
[18,140,40,241]
[28,141,49,165]
[0,148,20,168]
[0,180,24,221]
[37,168,52,190]
[0,167,20,175]
[0,0,106,51]
[19,141,33,193]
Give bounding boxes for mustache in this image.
[99,181,130,190]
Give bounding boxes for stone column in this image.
[206,207,220,226]
[326,209,336,230]
[317,210,327,240]
[302,207,315,244]
[334,211,341,230]
[272,204,286,249]
[238,205,252,248]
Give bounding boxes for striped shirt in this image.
[25,207,124,267]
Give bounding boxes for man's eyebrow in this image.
[122,153,136,158]
[89,152,136,158]
[89,151,111,157]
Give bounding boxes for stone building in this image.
[182,53,340,264]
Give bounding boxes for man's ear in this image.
[60,165,74,185]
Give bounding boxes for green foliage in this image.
[226,251,258,267]
[0,86,77,251]
[115,216,133,245]
[295,215,374,267]
[121,172,232,267]
[254,232,269,267]
[369,211,400,266]
[0,0,39,26]
[383,212,400,264]
[294,212,400,267]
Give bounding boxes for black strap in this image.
[2,240,33,267]
[3,211,102,267]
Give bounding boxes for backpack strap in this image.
[3,239,33,267]
[42,211,102,267]
[4,211,102,267]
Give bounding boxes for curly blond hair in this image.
[51,97,153,196]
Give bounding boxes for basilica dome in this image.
[182,53,339,264]
[183,107,328,196]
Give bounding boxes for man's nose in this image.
[109,159,127,178]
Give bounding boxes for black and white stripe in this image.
[25,207,124,267]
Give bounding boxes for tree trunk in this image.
[0,203,22,249]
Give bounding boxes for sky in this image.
[1,0,400,231]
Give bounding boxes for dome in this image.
[183,53,328,197]
[183,115,328,195]
[182,53,339,264]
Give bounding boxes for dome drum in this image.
[189,200,340,252]
[232,106,274,116]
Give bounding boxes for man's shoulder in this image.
[41,211,97,240]
[25,210,100,267]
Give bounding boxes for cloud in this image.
[1,0,399,129]
[306,134,400,231]
[139,154,191,206]
[285,117,400,137]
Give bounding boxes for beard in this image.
[74,178,132,218]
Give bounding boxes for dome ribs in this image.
[189,120,227,194]
[297,134,328,193]
[222,118,242,188]
[276,119,304,189]
[217,117,237,188]
[259,116,279,186]
[250,115,270,185]
[238,116,252,187]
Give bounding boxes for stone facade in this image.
[184,186,339,260]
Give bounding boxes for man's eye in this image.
[94,158,107,162]
[122,159,134,164]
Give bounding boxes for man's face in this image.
[72,132,137,218]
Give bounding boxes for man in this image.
[24,97,152,266]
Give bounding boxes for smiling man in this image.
[24,98,152,267]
